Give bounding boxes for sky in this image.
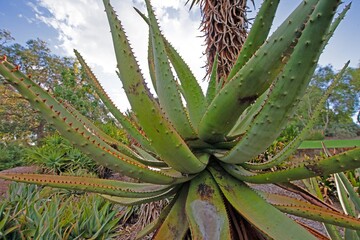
[1,0,359,111]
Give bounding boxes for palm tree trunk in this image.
[199,0,250,81]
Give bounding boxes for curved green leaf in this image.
[0,60,188,185]
[103,0,205,174]
[153,185,189,240]
[209,165,317,240]
[198,0,319,142]
[227,0,281,80]
[222,148,360,184]
[101,186,179,206]
[242,61,349,170]
[185,171,231,240]
[145,0,196,139]
[74,50,154,152]
[220,0,340,164]
[0,173,173,198]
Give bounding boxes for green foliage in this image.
[0,142,26,171]
[305,130,326,140]
[0,202,19,239]
[25,134,100,175]
[0,30,111,143]
[1,0,360,239]
[98,121,129,145]
[326,122,360,138]
[0,183,123,239]
[305,168,360,239]
[295,64,360,137]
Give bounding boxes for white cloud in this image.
[31,0,206,111]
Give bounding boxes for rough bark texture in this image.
[200,0,251,81]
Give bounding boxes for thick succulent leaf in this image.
[0,173,173,198]
[147,26,157,91]
[266,194,360,230]
[345,230,360,240]
[278,180,347,239]
[227,0,281,80]
[227,89,269,138]
[241,3,351,170]
[205,54,218,106]
[101,186,179,206]
[185,171,231,240]
[162,39,207,131]
[0,61,189,185]
[74,50,154,152]
[103,0,205,174]
[132,146,167,168]
[222,148,360,184]
[144,0,196,139]
[153,185,189,240]
[277,182,340,212]
[336,172,360,212]
[242,62,349,170]
[335,173,356,216]
[135,7,206,131]
[61,101,146,163]
[135,195,177,240]
[198,0,319,142]
[334,173,360,240]
[295,221,331,240]
[209,165,317,240]
[220,0,340,164]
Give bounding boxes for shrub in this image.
[0,182,124,239]
[25,134,101,175]
[306,130,325,140]
[0,142,26,171]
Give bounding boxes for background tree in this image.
[0,30,110,144]
[294,64,360,138]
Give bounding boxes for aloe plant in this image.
[1,0,359,239]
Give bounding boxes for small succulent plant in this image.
[1,0,360,239]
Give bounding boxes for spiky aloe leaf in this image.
[227,0,281,80]
[132,146,167,168]
[101,186,179,206]
[261,191,360,230]
[134,7,207,131]
[242,61,350,170]
[334,170,360,240]
[147,26,157,91]
[152,185,189,239]
[199,0,319,142]
[336,172,360,212]
[0,173,172,198]
[103,0,205,174]
[61,101,145,163]
[74,50,154,152]
[209,166,317,240]
[222,148,360,184]
[134,197,176,240]
[220,0,340,163]
[162,39,206,131]
[144,0,196,139]
[0,61,188,185]
[205,54,218,106]
[227,89,269,138]
[302,177,344,240]
[185,171,231,240]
